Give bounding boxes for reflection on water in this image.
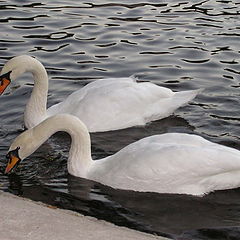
[0,0,240,239]
[7,173,240,240]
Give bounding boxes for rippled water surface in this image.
[0,0,240,239]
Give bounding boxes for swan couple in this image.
[1,55,240,196]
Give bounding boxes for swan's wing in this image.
[48,77,199,132]
[76,82,175,131]
[48,80,174,131]
[90,134,240,195]
[144,89,201,122]
[47,78,136,113]
[47,77,136,113]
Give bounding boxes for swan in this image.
[5,114,240,196]
[0,55,200,132]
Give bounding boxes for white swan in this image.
[0,55,200,132]
[5,114,240,196]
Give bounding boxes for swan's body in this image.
[6,114,240,196]
[0,55,200,132]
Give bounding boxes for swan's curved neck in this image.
[23,59,48,129]
[31,115,93,177]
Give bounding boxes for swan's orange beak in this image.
[5,147,21,174]
[0,71,11,95]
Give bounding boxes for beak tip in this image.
[4,168,10,175]
[4,164,14,175]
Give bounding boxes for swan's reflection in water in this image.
[8,172,240,240]
[68,176,240,238]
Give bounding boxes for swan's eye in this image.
[6,153,10,160]
[0,71,12,81]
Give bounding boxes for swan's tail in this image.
[172,88,202,107]
[146,88,202,122]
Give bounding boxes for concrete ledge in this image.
[0,191,169,240]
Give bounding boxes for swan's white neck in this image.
[1,56,49,128]
[28,114,93,177]
[23,58,49,129]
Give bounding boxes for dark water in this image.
[0,0,240,239]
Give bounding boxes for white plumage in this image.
[7,114,240,196]
[0,55,200,132]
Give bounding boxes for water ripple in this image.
[0,15,48,23]
[23,32,74,40]
[0,0,240,239]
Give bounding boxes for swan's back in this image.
[89,133,240,195]
[47,78,198,132]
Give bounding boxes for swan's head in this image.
[5,128,37,174]
[0,55,36,95]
